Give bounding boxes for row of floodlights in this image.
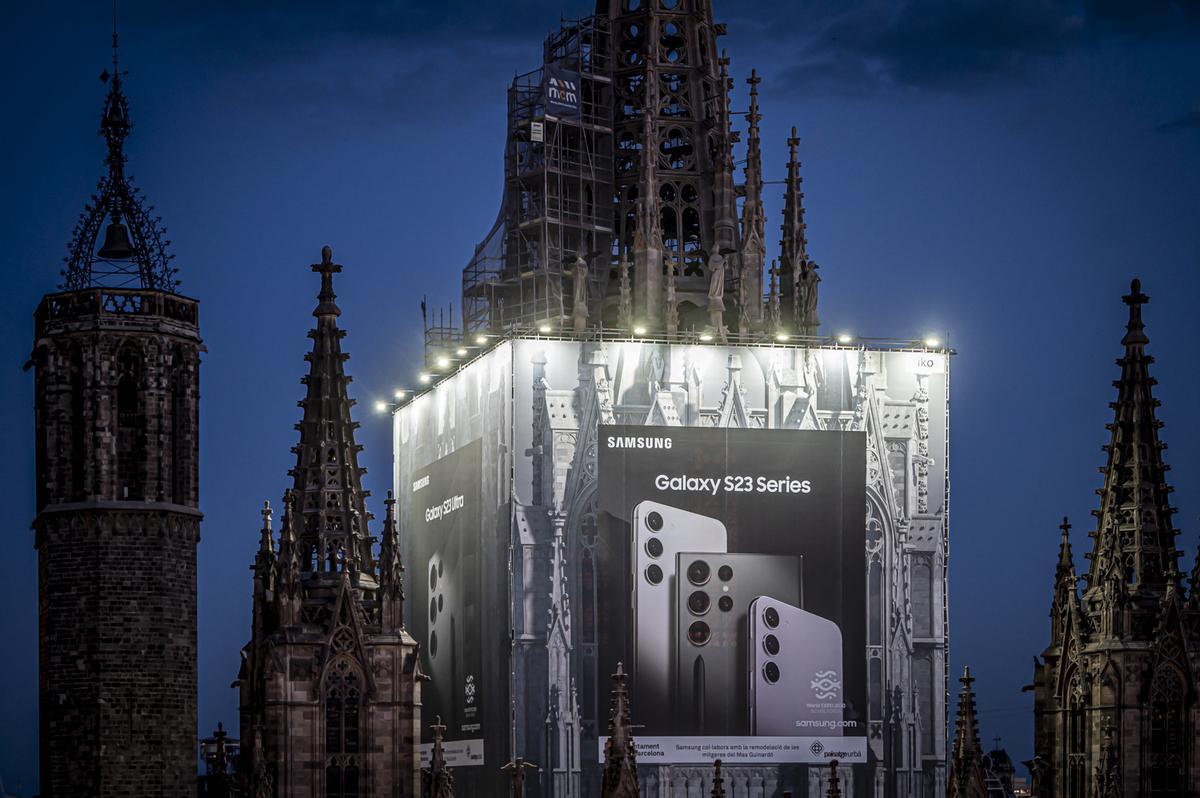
[375,328,942,413]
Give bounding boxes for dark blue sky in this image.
[2,0,1199,790]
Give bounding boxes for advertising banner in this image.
[596,425,866,757]
[544,63,581,120]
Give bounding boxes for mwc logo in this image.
[548,76,578,106]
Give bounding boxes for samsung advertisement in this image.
[396,339,949,796]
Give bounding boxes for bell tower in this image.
[28,34,202,796]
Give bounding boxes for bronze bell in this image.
[97,220,135,260]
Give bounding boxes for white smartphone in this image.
[631,500,727,725]
[748,596,844,737]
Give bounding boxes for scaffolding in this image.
[461,16,614,338]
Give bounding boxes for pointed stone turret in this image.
[712,50,740,261]
[826,760,842,798]
[255,500,276,580]
[424,716,456,798]
[710,759,726,797]
[275,489,301,625]
[1083,280,1179,623]
[289,246,374,577]
[600,662,640,798]
[1048,517,1085,648]
[948,666,987,798]
[738,69,766,332]
[379,489,405,631]
[779,127,807,328]
[632,50,663,329]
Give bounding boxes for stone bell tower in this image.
[28,36,202,796]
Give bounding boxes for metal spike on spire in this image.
[62,9,177,293]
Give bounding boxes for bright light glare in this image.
[393,390,406,400]
[374,401,388,413]
[419,373,431,384]
[775,332,790,342]
[837,333,853,344]
[436,356,450,368]
[538,323,552,333]
[475,334,488,345]
[699,332,714,342]
[633,325,647,336]
[456,348,467,356]
[924,337,940,348]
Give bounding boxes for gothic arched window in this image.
[1148,667,1185,795]
[324,658,363,798]
[115,343,145,500]
[1065,672,1089,798]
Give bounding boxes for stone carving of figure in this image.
[572,253,589,333]
[707,253,726,302]
[798,262,820,331]
[648,349,665,396]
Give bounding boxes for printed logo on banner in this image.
[811,670,841,700]
[545,65,581,120]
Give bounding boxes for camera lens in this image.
[429,597,438,623]
[437,594,443,611]
[645,537,664,558]
[646,511,664,532]
[686,559,711,586]
[645,564,663,585]
[763,634,780,656]
[763,606,780,628]
[718,595,734,612]
[430,564,438,590]
[687,590,711,615]
[717,564,733,582]
[687,620,711,646]
[430,630,439,658]
[763,661,780,684]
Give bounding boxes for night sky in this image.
[2,1,1199,791]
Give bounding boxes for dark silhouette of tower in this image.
[28,34,201,796]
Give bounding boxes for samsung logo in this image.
[412,475,430,493]
[606,435,673,450]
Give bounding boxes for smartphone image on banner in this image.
[674,552,800,735]
[748,595,844,737]
[631,501,727,725]
[426,550,458,723]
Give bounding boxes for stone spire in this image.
[738,69,766,332]
[289,247,374,577]
[826,760,843,798]
[948,666,987,798]
[712,51,740,261]
[600,662,639,798]
[1049,517,1085,646]
[424,716,456,798]
[275,489,301,625]
[632,47,663,329]
[710,759,726,798]
[378,490,405,631]
[1083,280,1179,614]
[779,127,807,328]
[62,29,177,292]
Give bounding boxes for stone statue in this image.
[707,253,727,341]
[798,262,820,333]
[572,253,589,333]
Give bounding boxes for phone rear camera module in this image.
[686,559,711,586]
[763,633,781,656]
[646,511,664,532]
[429,630,439,658]
[687,620,711,646]
[718,595,734,612]
[645,564,664,585]
[645,537,664,558]
[687,590,711,615]
[429,564,438,590]
[429,597,438,623]
[763,606,780,628]
[763,661,780,684]
[717,564,733,581]
[437,594,443,611]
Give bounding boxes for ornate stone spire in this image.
[826,760,843,798]
[712,51,739,260]
[779,127,807,326]
[633,51,663,329]
[1049,517,1085,646]
[948,666,987,798]
[710,759,726,798]
[276,489,301,624]
[379,490,405,631]
[738,69,765,333]
[424,716,456,798]
[289,247,374,577]
[1083,280,1180,611]
[600,662,639,798]
[256,500,276,576]
[62,30,177,292]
